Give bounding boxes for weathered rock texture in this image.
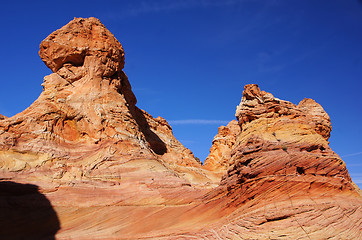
[201,84,362,239]
[203,120,240,173]
[0,18,361,239]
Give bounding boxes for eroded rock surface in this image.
[39,17,125,76]
[0,19,361,240]
[0,114,7,120]
[202,84,361,239]
[203,120,240,173]
[0,17,199,170]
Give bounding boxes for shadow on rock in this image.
[133,106,168,155]
[0,181,60,240]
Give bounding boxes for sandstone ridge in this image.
[0,18,361,239]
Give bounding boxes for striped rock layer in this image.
[0,18,361,240]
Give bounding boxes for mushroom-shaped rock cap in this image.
[39,17,125,76]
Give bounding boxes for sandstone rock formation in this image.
[0,113,6,120]
[203,120,240,173]
[0,18,361,239]
[0,17,200,170]
[201,84,361,238]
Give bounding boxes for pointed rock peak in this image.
[203,120,241,172]
[0,17,200,168]
[39,17,136,106]
[298,98,330,122]
[297,98,331,139]
[39,17,125,78]
[235,84,331,140]
[235,84,285,125]
[0,114,7,120]
[242,84,274,102]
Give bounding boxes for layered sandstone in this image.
[0,17,201,173]
[203,120,240,173]
[0,114,6,120]
[0,18,361,240]
[202,84,361,239]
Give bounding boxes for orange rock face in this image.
[0,18,361,239]
[0,113,6,120]
[203,120,241,173]
[39,17,125,76]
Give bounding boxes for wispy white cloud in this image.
[103,0,251,19]
[257,42,329,74]
[128,0,250,15]
[168,119,229,125]
[341,151,362,158]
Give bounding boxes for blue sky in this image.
[0,0,361,187]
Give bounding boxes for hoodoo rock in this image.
[39,17,125,76]
[0,17,199,169]
[0,18,361,239]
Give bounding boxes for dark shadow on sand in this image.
[0,181,60,240]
